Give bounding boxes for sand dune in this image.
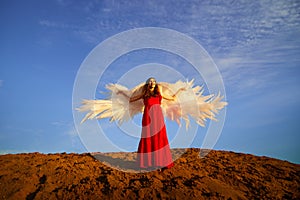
[0,148,299,199]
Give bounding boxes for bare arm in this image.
[117,91,143,102]
[129,93,144,102]
[173,87,186,97]
[161,93,175,101]
[159,85,186,101]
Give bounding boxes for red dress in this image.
[137,94,174,169]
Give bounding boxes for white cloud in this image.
[39,20,77,29]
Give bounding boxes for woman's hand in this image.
[116,91,130,99]
[161,85,187,101]
[116,91,123,95]
[179,87,187,92]
[172,87,187,97]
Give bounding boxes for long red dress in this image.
[137,94,174,169]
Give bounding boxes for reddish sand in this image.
[0,148,299,199]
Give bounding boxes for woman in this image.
[120,77,185,170]
[78,77,227,171]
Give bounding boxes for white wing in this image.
[77,80,227,129]
[160,80,227,129]
[76,83,144,124]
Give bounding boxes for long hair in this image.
[143,77,160,98]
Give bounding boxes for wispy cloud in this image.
[40,1,300,51]
[41,1,299,98]
[65,124,84,151]
[39,20,78,29]
[51,121,68,127]
[215,55,288,100]
[213,11,300,98]
[0,149,29,155]
[4,125,44,135]
[52,121,86,152]
[0,80,3,87]
[229,82,300,129]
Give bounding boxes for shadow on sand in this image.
[91,153,140,172]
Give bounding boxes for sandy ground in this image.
[0,148,299,199]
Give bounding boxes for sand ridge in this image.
[0,148,299,199]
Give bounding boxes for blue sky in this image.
[0,0,299,163]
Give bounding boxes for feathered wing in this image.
[160,80,227,129]
[77,80,227,129]
[76,83,145,124]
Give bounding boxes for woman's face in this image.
[148,78,156,89]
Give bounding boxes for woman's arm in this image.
[159,85,186,101]
[173,87,186,97]
[129,93,144,102]
[117,91,143,102]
